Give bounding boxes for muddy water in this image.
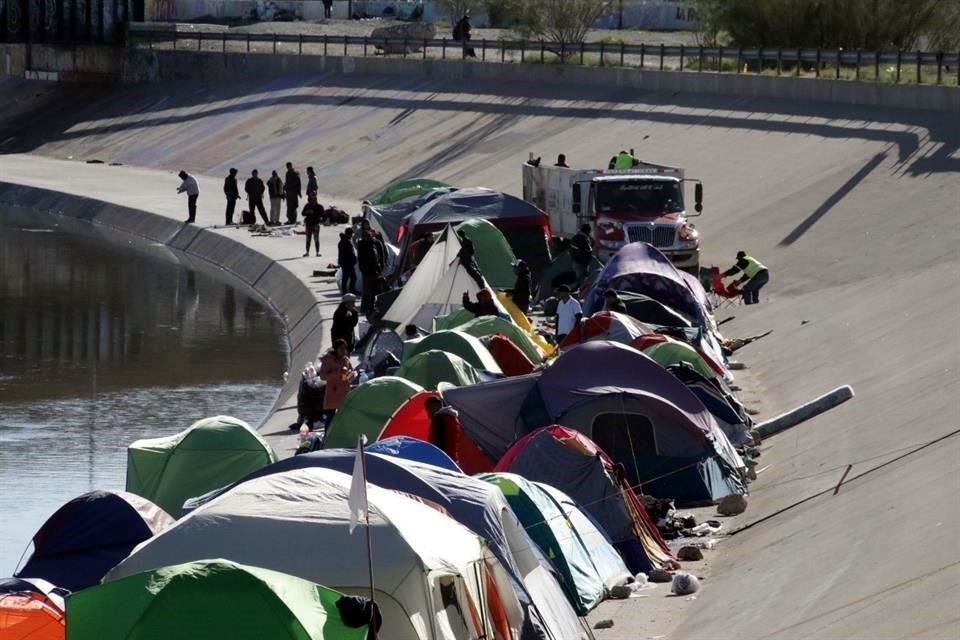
[0,212,287,574]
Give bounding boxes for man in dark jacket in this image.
[244,169,269,225]
[457,232,485,288]
[223,168,240,225]
[426,396,461,465]
[338,227,358,294]
[331,293,359,352]
[357,228,384,317]
[301,193,324,257]
[510,259,531,315]
[284,162,302,224]
[306,166,319,195]
[569,224,594,287]
[462,288,499,317]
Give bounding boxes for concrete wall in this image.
[134,48,960,113]
[0,43,123,82]
[0,181,323,431]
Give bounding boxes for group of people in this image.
[337,220,389,318]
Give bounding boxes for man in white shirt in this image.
[176,170,200,224]
[554,284,583,343]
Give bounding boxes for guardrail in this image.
[127,29,960,86]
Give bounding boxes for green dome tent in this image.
[396,350,483,390]
[453,316,545,365]
[432,308,476,332]
[455,218,517,290]
[369,178,450,206]
[126,416,276,516]
[643,341,718,379]
[66,559,368,640]
[403,330,502,373]
[323,377,423,449]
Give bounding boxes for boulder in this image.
[718,494,748,516]
[370,22,437,54]
[677,546,704,561]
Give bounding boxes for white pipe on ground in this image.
[753,385,855,439]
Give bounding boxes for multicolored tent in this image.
[557,310,651,351]
[495,426,673,574]
[323,377,423,449]
[480,473,630,616]
[642,339,720,379]
[126,416,277,516]
[0,578,65,640]
[403,330,502,373]
[15,491,173,592]
[107,468,524,640]
[67,560,369,640]
[396,350,484,389]
[455,218,517,289]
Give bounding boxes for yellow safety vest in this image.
[614,152,634,170]
[742,256,767,279]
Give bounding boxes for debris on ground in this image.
[718,494,749,516]
[677,546,704,561]
[594,619,615,629]
[671,572,701,595]
[649,568,674,583]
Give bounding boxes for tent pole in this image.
[361,437,378,639]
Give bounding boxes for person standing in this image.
[223,168,240,225]
[338,227,358,294]
[510,259,531,315]
[322,0,333,19]
[457,232,485,288]
[357,227,384,317]
[267,170,284,226]
[554,285,583,343]
[244,169,269,226]
[319,339,354,425]
[461,288,499,317]
[301,192,324,257]
[331,293,359,352]
[284,162,302,225]
[306,166,319,196]
[723,251,770,305]
[569,224,594,288]
[453,11,476,58]
[176,170,200,224]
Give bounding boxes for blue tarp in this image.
[366,436,460,472]
[584,242,707,324]
[15,491,172,591]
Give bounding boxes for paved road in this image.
[2,74,959,638]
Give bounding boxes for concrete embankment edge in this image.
[0,180,319,435]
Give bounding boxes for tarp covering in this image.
[455,218,518,290]
[557,311,651,351]
[125,416,277,517]
[323,377,423,449]
[453,316,545,365]
[583,242,707,324]
[481,473,629,616]
[15,491,173,592]
[396,350,484,389]
[495,426,673,574]
[107,468,522,640]
[403,330,503,373]
[67,559,367,640]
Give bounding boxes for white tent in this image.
[384,226,508,331]
[107,467,523,640]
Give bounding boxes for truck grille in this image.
[626,225,675,248]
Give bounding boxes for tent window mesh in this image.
[592,413,658,460]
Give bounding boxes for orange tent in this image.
[0,591,65,640]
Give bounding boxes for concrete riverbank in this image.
[0,154,356,457]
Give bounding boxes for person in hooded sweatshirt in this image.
[510,259,531,315]
[338,227,358,294]
[176,171,200,224]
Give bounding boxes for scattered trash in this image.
[648,568,673,583]
[728,361,747,370]
[717,494,749,516]
[677,546,704,561]
[609,584,633,599]
[594,619,615,630]
[671,572,701,595]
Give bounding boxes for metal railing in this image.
[127,29,960,86]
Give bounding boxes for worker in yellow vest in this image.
[613,149,635,169]
[723,251,770,304]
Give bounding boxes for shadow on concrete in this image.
[779,152,888,246]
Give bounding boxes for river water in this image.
[0,211,287,574]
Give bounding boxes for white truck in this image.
[522,154,704,273]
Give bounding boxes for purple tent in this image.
[583,243,707,323]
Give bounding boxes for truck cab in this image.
[522,156,703,273]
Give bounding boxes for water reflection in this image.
[0,214,287,574]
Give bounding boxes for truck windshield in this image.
[595,181,683,214]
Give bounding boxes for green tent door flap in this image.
[126,416,277,516]
[323,377,423,449]
[66,559,368,640]
[455,218,518,290]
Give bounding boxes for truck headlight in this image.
[678,223,699,243]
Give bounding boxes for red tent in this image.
[480,335,536,376]
[557,310,650,350]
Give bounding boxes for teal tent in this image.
[403,330,502,373]
[126,416,276,516]
[369,178,450,206]
[396,350,483,389]
[455,218,518,290]
[323,377,423,449]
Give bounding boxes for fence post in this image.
[736,47,742,72]
[560,40,565,64]
[659,43,664,70]
[541,40,545,65]
[796,48,802,76]
[324,35,328,56]
[936,51,943,84]
[580,41,585,66]
[343,35,347,56]
[246,33,251,53]
[442,38,446,60]
[500,39,505,63]
[521,40,526,64]
[600,41,605,66]
[621,41,625,67]
[855,49,861,81]
[363,37,368,56]
[874,50,879,81]
[272,34,277,55]
[718,46,724,73]
[481,38,486,61]
[776,48,782,75]
[197,32,202,51]
[298,33,302,55]
[639,43,645,68]
[957,51,960,86]
[916,51,921,84]
[679,44,684,71]
[424,39,427,60]
[896,50,901,82]
[835,49,841,79]
[222,31,226,53]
